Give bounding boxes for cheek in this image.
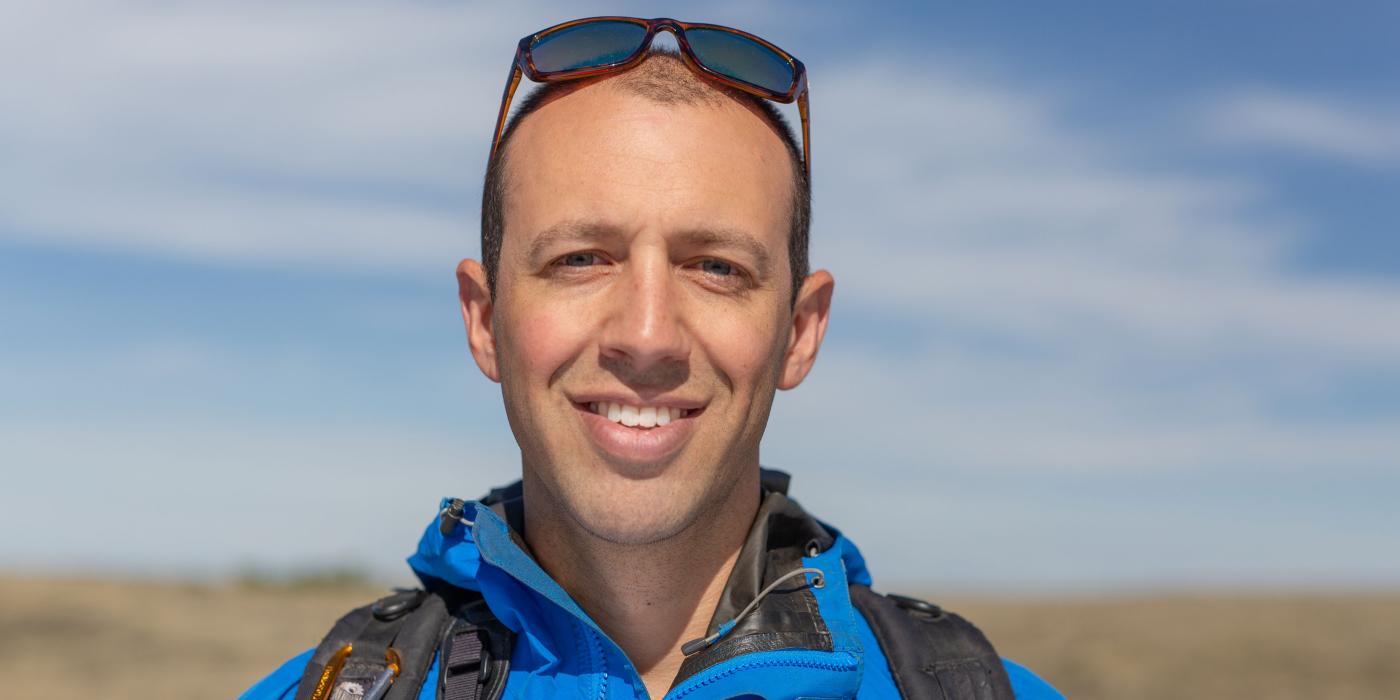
[692,303,787,394]
[500,301,592,388]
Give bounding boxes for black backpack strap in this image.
[295,587,512,700]
[436,589,513,700]
[849,585,1015,700]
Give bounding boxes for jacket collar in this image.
[407,469,870,697]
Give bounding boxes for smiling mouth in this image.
[572,398,705,468]
[584,401,697,429]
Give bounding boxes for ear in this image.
[457,258,501,383]
[778,269,834,390]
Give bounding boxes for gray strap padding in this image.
[382,595,452,700]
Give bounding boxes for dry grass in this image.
[0,576,379,700]
[946,593,1400,700]
[2,576,1397,699]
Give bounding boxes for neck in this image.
[521,469,761,700]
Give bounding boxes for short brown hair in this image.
[480,49,811,304]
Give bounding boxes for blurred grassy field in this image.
[2,575,1397,699]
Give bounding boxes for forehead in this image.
[499,82,794,254]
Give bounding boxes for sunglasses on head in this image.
[490,16,810,175]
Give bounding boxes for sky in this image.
[2,0,1398,592]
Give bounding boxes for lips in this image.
[571,397,705,471]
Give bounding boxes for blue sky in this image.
[2,1,1398,591]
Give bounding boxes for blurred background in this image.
[2,1,1397,698]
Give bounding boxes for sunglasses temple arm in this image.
[490,60,524,162]
[797,87,811,177]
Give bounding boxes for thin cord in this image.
[680,566,825,656]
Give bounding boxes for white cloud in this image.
[1199,89,1400,165]
[772,57,1400,493]
[0,0,516,265]
[814,57,1400,362]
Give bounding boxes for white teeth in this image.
[590,401,690,428]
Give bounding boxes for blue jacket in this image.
[242,481,1062,699]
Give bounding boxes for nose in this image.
[598,249,690,374]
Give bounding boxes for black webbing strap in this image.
[441,621,488,700]
[849,584,1015,700]
[435,591,512,700]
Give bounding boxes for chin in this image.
[561,466,715,546]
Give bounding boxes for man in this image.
[243,17,1061,700]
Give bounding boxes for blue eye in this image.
[699,259,733,276]
[560,252,599,267]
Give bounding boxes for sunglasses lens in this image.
[684,28,796,95]
[530,21,648,73]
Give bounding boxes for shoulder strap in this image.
[295,587,512,700]
[849,584,1015,700]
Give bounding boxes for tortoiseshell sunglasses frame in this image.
[489,16,810,175]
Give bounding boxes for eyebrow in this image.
[524,220,775,277]
[524,221,626,267]
[673,228,774,278]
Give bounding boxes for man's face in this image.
[461,80,828,545]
